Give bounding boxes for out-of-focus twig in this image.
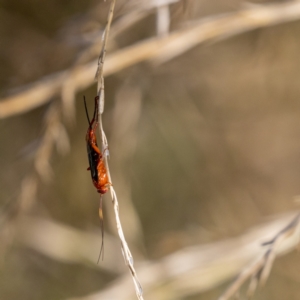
[13,212,300,300]
[74,0,181,65]
[1,0,300,119]
[151,0,300,64]
[156,4,171,36]
[35,102,70,181]
[0,99,70,258]
[51,211,299,300]
[218,213,300,300]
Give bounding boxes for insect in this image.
[84,95,111,261]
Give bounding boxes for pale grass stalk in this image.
[94,1,144,299]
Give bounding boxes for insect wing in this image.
[87,142,99,182]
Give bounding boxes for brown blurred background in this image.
[1,0,300,299]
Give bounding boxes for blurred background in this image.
[1,0,300,299]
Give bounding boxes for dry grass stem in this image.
[95,0,115,112]
[2,1,300,119]
[94,1,144,299]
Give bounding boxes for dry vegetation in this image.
[1,0,300,299]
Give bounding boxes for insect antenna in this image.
[97,195,104,263]
[93,96,99,123]
[83,96,92,127]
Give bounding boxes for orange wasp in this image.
[84,95,111,261]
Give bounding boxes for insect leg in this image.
[97,195,104,263]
